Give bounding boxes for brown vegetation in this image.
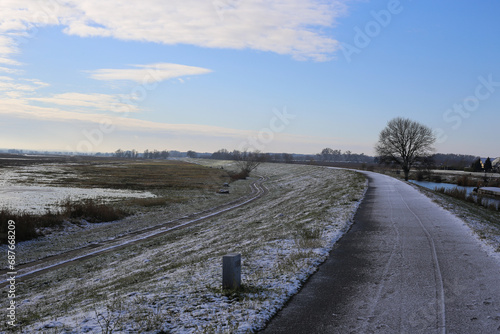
[0,199,128,244]
[435,187,499,212]
[1,159,232,244]
[45,160,230,191]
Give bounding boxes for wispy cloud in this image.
[87,63,212,84]
[0,66,21,74]
[29,92,140,113]
[0,57,22,66]
[0,99,345,153]
[0,77,49,93]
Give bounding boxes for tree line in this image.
[114,149,169,159]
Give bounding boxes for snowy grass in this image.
[2,163,366,333]
[0,160,250,264]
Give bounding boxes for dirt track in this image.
[0,176,268,287]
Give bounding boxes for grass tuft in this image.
[0,198,129,244]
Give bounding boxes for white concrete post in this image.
[223,253,241,290]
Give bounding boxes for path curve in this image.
[261,171,500,333]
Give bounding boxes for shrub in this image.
[0,198,129,244]
[228,170,249,181]
[0,209,52,243]
[61,198,128,223]
[456,175,477,187]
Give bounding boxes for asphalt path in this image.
[261,171,500,333]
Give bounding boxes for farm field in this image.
[0,161,367,333]
[0,158,250,262]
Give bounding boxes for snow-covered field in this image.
[0,165,155,214]
[431,169,500,178]
[1,163,366,333]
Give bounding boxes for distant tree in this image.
[114,149,124,158]
[471,158,483,172]
[187,150,197,158]
[282,153,294,164]
[375,117,436,181]
[321,148,334,161]
[484,157,492,172]
[344,150,352,161]
[431,153,478,170]
[320,148,341,161]
[211,149,233,160]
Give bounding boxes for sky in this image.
[0,0,499,157]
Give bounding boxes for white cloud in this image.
[0,57,21,66]
[29,92,140,113]
[0,0,346,66]
[0,66,21,74]
[0,77,49,93]
[87,63,212,84]
[68,0,345,61]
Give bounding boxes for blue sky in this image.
[1,0,499,157]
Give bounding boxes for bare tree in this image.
[235,150,262,177]
[375,117,436,181]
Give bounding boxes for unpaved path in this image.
[262,171,500,333]
[0,177,268,287]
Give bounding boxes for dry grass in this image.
[0,199,129,244]
[61,198,129,223]
[44,160,231,191]
[1,160,234,244]
[434,187,499,212]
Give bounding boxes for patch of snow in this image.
[0,165,155,213]
[2,164,368,333]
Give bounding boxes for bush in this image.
[456,175,475,187]
[228,170,249,181]
[0,209,55,243]
[0,198,129,244]
[61,198,128,224]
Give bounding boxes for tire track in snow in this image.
[396,185,447,334]
[356,182,402,333]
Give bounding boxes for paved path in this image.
[261,171,500,333]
